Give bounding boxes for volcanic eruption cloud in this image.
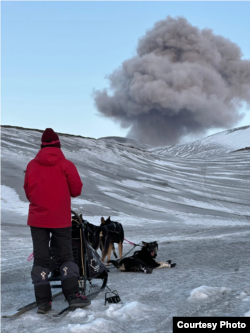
[94,16,250,145]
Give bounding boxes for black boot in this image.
[61,277,91,308]
[32,266,52,313]
[67,293,91,308]
[37,301,52,314]
[34,284,52,314]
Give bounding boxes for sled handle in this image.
[71,209,82,224]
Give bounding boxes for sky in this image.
[1,0,250,143]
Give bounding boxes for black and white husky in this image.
[108,241,176,274]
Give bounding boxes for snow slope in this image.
[1,125,250,333]
[150,125,250,158]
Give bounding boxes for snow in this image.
[69,301,150,322]
[244,310,250,317]
[188,285,231,301]
[71,198,100,206]
[151,125,250,158]
[1,185,29,216]
[67,319,112,333]
[1,125,250,332]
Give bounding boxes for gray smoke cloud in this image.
[94,16,250,145]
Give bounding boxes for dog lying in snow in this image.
[108,241,176,273]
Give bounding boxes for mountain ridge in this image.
[1,124,250,157]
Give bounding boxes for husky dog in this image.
[100,216,124,263]
[108,241,176,273]
[83,216,124,264]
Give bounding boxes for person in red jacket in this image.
[24,128,90,314]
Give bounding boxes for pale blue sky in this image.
[1,1,250,141]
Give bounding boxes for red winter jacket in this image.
[24,147,83,228]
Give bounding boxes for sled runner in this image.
[1,291,63,318]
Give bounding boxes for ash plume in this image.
[94,16,250,145]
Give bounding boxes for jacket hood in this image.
[35,148,65,166]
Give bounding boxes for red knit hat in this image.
[41,128,61,148]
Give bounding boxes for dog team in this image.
[83,215,176,274]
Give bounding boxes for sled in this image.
[49,210,109,301]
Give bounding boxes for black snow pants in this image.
[30,226,79,304]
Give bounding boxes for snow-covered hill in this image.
[1,125,250,333]
[150,125,250,158]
